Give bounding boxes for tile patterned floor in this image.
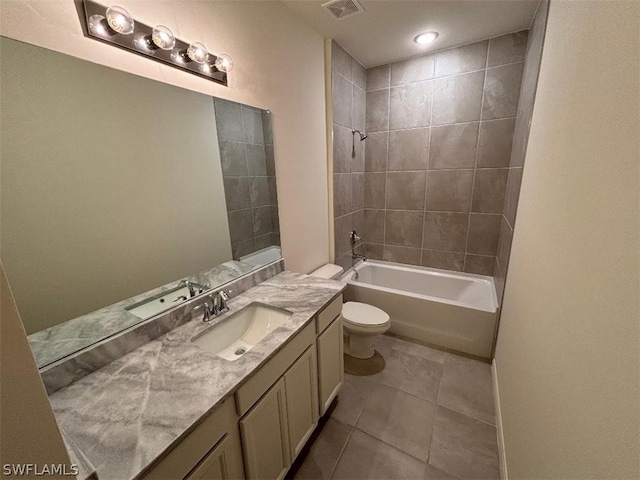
[288,335,500,480]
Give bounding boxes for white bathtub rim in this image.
[341,260,498,314]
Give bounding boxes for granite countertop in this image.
[48,271,345,480]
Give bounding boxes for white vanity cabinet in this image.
[316,296,344,415]
[142,294,344,480]
[236,323,319,480]
[142,396,244,480]
[239,378,290,480]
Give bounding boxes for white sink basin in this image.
[191,303,292,361]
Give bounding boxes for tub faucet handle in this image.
[350,230,361,247]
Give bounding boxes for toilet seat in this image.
[342,302,390,329]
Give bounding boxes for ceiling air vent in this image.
[322,0,365,20]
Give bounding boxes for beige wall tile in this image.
[487,31,529,67]
[384,210,424,248]
[367,64,390,92]
[388,128,430,170]
[427,170,474,212]
[429,123,479,169]
[390,81,433,129]
[471,168,509,213]
[467,213,501,255]
[435,41,488,77]
[423,212,469,252]
[432,71,484,125]
[477,118,516,168]
[386,171,427,210]
[365,132,389,172]
[482,62,525,120]
[391,54,435,86]
[366,89,390,132]
[421,250,465,271]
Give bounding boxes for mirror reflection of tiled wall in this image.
[214,99,280,260]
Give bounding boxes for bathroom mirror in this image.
[0,36,281,366]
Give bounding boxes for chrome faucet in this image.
[196,289,231,322]
[213,289,231,315]
[179,280,210,297]
[352,253,367,262]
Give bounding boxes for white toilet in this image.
[310,264,391,360]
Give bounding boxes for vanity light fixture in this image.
[82,0,231,86]
[414,31,439,45]
[186,42,209,64]
[151,25,176,50]
[105,5,134,34]
[214,54,233,73]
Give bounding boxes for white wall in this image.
[494,1,639,478]
[0,0,330,274]
[0,265,73,472]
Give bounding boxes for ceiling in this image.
[281,0,539,68]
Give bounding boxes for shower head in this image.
[352,129,368,141]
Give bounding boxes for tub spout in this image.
[352,253,367,262]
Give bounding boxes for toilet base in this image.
[344,350,386,376]
[344,332,377,359]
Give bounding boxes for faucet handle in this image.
[195,301,212,322]
[219,289,231,301]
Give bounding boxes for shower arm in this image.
[352,129,368,141]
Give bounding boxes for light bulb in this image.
[214,53,233,73]
[414,32,438,45]
[187,42,209,64]
[88,14,109,36]
[151,25,175,50]
[105,6,134,35]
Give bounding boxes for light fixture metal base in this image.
[82,0,227,86]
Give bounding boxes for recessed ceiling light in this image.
[414,32,438,45]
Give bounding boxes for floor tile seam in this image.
[377,378,439,404]
[370,380,440,407]
[435,403,498,429]
[388,346,447,368]
[434,399,497,428]
[426,458,463,480]
[327,423,356,480]
[349,427,430,465]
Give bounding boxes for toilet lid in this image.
[342,302,390,326]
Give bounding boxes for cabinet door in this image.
[283,346,319,460]
[186,434,244,480]
[240,378,290,480]
[317,317,344,415]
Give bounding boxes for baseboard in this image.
[492,359,508,480]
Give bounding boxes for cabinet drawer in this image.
[316,294,342,334]
[142,396,241,480]
[235,321,315,416]
[185,434,243,480]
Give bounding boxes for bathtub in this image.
[240,245,282,267]
[341,260,498,359]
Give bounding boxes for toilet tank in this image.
[309,264,344,280]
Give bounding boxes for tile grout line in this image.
[365,59,526,92]
[464,44,491,271]
[421,61,436,267]
[327,422,356,480]
[363,114,517,134]
[381,71,391,262]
